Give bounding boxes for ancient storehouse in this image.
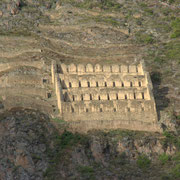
[51,60,161,132]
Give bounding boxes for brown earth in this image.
[0,0,179,180]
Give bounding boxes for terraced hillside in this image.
[0,0,179,122]
[0,0,180,180]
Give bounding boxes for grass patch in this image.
[95,16,120,26]
[44,131,89,179]
[135,32,154,44]
[163,131,180,150]
[161,152,180,179]
[78,165,95,179]
[170,164,180,179]
[171,18,180,38]
[165,41,180,60]
[165,41,180,63]
[77,165,94,174]
[139,3,153,15]
[154,56,165,64]
[62,0,122,11]
[106,129,146,143]
[172,152,180,162]
[0,30,32,37]
[150,41,180,65]
[159,153,171,165]
[52,118,67,124]
[137,154,151,169]
[77,165,95,179]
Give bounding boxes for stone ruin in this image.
[51,60,161,132]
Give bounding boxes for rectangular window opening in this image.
[125,94,127,99]
[122,82,124,87]
[79,81,81,87]
[47,93,51,98]
[90,94,92,100]
[43,79,47,83]
[139,82,142,87]
[116,94,118,100]
[142,92,144,99]
[86,108,88,112]
[88,82,90,87]
[105,82,107,87]
[56,65,59,73]
[134,93,136,99]
[130,82,133,87]
[107,94,110,100]
[114,108,116,112]
[100,108,103,112]
[127,107,130,112]
[96,82,99,87]
[72,95,75,101]
[113,82,115,87]
[69,82,72,88]
[81,95,83,101]
[98,95,101,100]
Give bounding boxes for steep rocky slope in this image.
[0,0,180,179]
[0,108,179,180]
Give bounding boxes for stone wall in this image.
[52,60,63,115]
[58,63,144,75]
[52,61,160,132]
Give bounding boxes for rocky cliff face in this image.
[0,0,180,179]
[0,108,54,180]
[0,108,179,180]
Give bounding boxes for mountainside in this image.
[0,0,180,179]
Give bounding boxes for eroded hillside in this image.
[0,0,180,179]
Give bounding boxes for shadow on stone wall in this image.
[151,72,170,121]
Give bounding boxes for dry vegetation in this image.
[0,0,179,179]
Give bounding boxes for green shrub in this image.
[161,175,171,180]
[163,131,180,150]
[171,164,180,179]
[62,0,122,11]
[135,32,154,44]
[139,3,147,8]
[162,8,171,16]
[108,129,146,141]
[56,131,88,148]
[144,8,154,15]
[77,165,94,174]
[44,131,89,179]
[159,153,170,165]
[171,18,180,38]
[151,72,161,84]
[154,57,164,64]
[77,165,95,179]
[172,152,180,162]
[165,41,180,64]
[169,0,175,4]
[137,154,151,169]
[171,29,180,38]
[52,118,66,124]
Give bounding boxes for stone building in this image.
[51,60,161,132]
